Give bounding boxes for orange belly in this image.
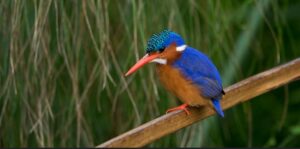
[156,64,210,107]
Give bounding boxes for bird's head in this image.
[125,30,187,76]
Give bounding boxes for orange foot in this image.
[166,103,190,115]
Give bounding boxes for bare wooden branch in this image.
[97,58,300,148]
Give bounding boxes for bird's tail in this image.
[212,98,224,118]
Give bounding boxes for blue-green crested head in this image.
[146,29,185,53]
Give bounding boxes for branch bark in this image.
[97,58,300,148]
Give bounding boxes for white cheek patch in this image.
[176,45,187,52]
[151,58,167,65]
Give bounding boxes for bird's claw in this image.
[166,103,190,115]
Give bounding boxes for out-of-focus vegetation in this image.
[0,0,300,147]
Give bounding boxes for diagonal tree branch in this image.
[97,58,300,148]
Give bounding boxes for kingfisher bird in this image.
[125,30,225,117]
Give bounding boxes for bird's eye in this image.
[158,48,164,53]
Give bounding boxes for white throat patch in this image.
[151,58,167,65]
[176,45,187,52]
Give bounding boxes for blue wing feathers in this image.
[173,47,223,98]
[212,98,224,117]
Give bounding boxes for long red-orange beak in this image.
[125,53,160,76]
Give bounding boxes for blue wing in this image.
[172,47,223,99]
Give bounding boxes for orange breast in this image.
[156,64,210,107]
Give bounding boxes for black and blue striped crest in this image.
[146,30,171,53]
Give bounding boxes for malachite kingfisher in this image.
[125,30,225,117]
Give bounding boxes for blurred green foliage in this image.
[0,0,300,147]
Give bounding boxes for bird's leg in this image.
[166,103,190,115]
